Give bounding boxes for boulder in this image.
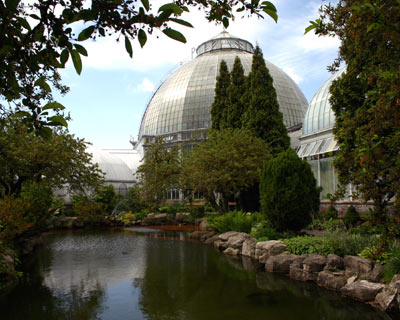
[255,240,287,264]
[317,271,348,290]
[226,233,252,249]
[344,256,374,278]
[303,254,326,273]
[242,238,257,258]
[266,253,301,274]
[176,212,190,222]
[204,234,220,245]
[375,275,400,312]
[219,231,240,241]
[369,263,385,283]
[214,240,229,251]
[341,280,385,302]
[224,247,240,256]
[325,254,344,271]
[289,256,319,283]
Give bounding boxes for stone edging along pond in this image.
[188,230,400,313]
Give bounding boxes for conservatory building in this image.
[297,68,353,200]
[134,31,309,157]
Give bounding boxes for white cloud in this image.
[282,66,303,84]
[137,78,155,92]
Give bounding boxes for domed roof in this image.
[138,31,308,141]
[302,67,346,135]
[88,147,135,183]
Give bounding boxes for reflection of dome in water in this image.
[137,31,308,146]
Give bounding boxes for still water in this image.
[0,228,397,320]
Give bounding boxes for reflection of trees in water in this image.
[135,241,393,320]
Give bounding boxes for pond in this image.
[0,228,397,320]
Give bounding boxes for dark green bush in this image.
[260,148,320,232]
[250,221,281,240]
[343,205,360,227]
[384,246,400,283]
[207,210,263,233]
[324,205,338,220]
[191,206,205,218]
[94,184,118,214]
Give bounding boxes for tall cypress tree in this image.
[210,60,230,130]
[224,56,246,129]
[241,45,289,156]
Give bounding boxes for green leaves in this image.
[78,25,95,41]
[158,3,183,15]
[138,29,147,48]
[125,36,133,57]
[162,28,186,43]
[70,49,82,75]
[304,19,322,34]
[141,0,150,11]
[42,102,65,111]
[60,49,69,65]
[74,43,88,56]
[169,18,193,28]
[47,115,68,127]
[261,1,278,23]
[34,77,51,93]
[5,0,20,11]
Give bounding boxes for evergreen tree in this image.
[225,56,247,129]
[241,45,290,155]
[210,60,230,130]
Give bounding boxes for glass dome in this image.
[302,67,346,135]
[138,31,308,142]
[88,147,136,183]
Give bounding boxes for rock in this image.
[255,240,287,264]
[266,253,301,274]
[369,263,385,283]
[219,231,240,241]
[199,220,212,231]
[214,240,229,251]
[142,213,167,225]
[344,256,374,278]
[189,230,215,241]
[1,254,15,272]
[226,233,252,249]
[189,231,203,240]
[341,280,385,302]
[303,254,326,273]
[347,275,358,285]
[224,247,240,255]
[375,275,400,311]
[325,254,344,271]
[204,234,220,245]
[317,271,348,290]
[242,238,257,258]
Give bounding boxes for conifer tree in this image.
[210,60,230,130]
[241,45,289,155]
[225,56,247,129]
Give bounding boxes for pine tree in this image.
[224,56,246,129]
[210,60,230,130]
[241,45,289,155]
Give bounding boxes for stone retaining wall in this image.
[189,230,399,313]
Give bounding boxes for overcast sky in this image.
[55,0,340,149]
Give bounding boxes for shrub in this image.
[94,184,118,214]
[384,246,400,283]
[260,148,320,232]
[190,206,205,218]
[283,236,330,256]
[72,194,104,224]
[324,205,338,220]
[207,210,263,233]
[0,197,31,243]
[250,221,281,240]
[343,205,360,227]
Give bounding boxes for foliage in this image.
[250,220,281,241]
[241,45,289,155]
[137,138,181,206]
[284,231,380,257]
[210,60,230,130]
[114,185,148,215]
[0,196,30,243]
[226,56,247,129]
[324,205,338,220]
[93,184,118,214]
[72,194,104,223]
[350,220,385,236]
[0,117,104,197]
[190,206,205,218]
[207,210,263,233]
[343,205,360,228]
[260,148,320,232]
[180,128,270,212]
[0,0,277,134]
[308,0,400,229]
[383,246,400,283]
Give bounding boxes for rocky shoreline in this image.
[189,229,400,313]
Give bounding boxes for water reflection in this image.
[0,229,398,320]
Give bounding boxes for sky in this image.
[55,0,340,149]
